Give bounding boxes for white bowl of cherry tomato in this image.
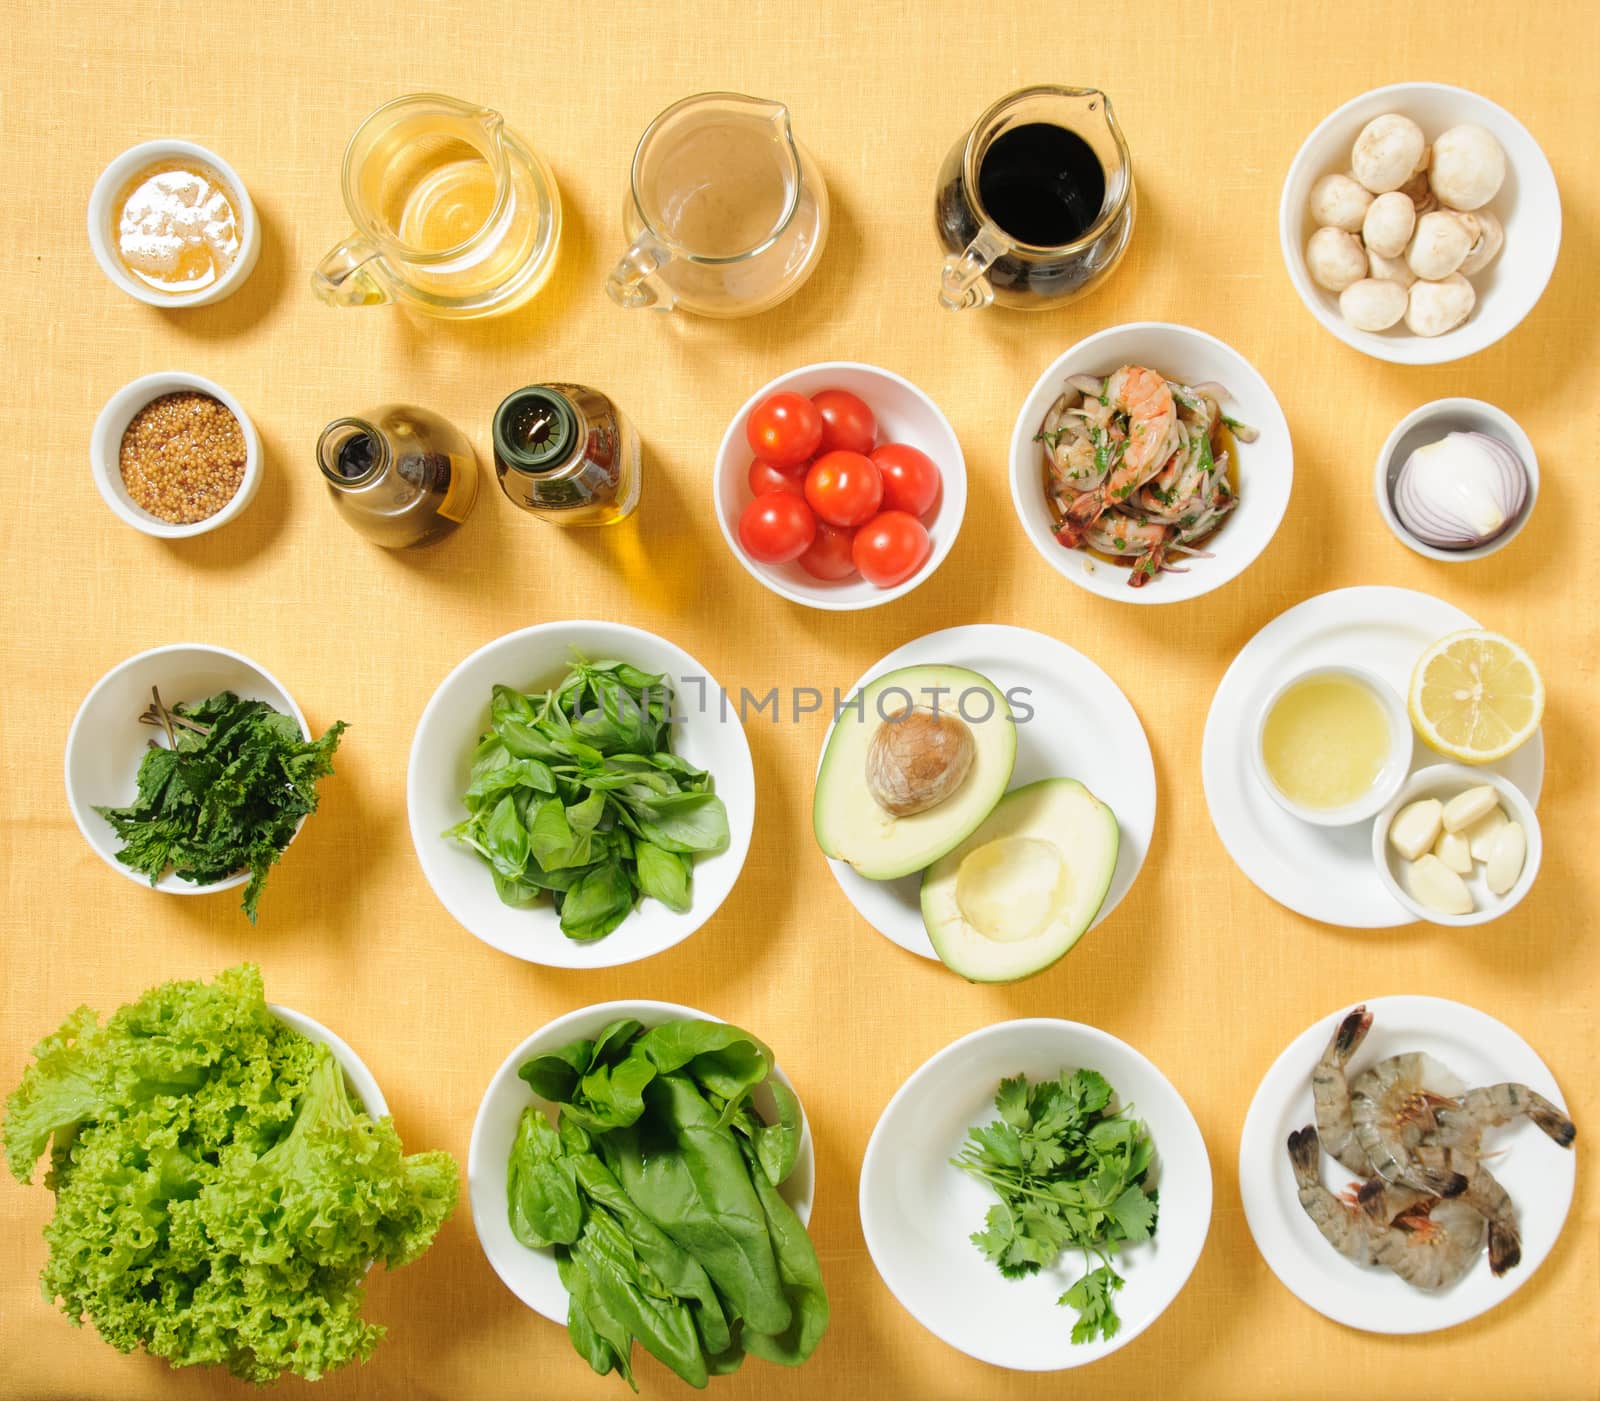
[713,362,966,610]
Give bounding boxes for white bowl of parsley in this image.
[64,643,343,919]
[859,1018,1212,1370]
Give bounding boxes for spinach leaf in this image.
[734,1080,804,1186]
[634,1022,772,1119]
[734,1135,829,1367]
[507,1108,582,1248]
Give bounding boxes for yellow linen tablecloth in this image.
[2,2,1596,1397]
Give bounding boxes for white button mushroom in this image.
[1429,124,1506,211]
[1406,274,1476,336]
[1406,210,1474,280]
[1367,246,1417,288]
[1352,114,1427,193]
[1307,226,1368,292]
[1399,170,1438,216]
[1362,191,1417,259]
[1308,172,1375,232]
[1339,277,1408,331]
[1456,208,1505,276]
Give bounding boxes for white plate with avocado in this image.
[1200,587,1543,928]
[815,625,1155,979]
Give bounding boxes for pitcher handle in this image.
[604,234,676,312]
[939,225,1007,312]
[311,236,392,309]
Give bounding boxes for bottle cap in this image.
[493,387,579,473]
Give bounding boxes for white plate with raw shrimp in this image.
[1239,996,1576,1334]
[819,625,1155,966]
[1008,322,1294,604]
[1201,586,1543,927]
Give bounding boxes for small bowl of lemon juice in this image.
[1252,666,1412,827]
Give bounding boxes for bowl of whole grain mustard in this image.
[90,371,261,538]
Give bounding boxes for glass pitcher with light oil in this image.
[312,93,562,319]
[935,86,1135,312]
[605,93,828,317]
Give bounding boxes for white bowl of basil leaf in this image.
[860,1018,1211,1371]
[407,621,756,968]
[468,1001,820,1388]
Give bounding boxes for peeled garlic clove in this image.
[1434,830,1474,875]
[1485,821,1526,896]
[1408,854,1475,916]
[1464,804,1510,861]
[1443,785,1499,833]
[1389,798,1444,860]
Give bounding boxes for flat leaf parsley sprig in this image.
[953,1069,1158,1344]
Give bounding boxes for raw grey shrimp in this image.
[1367,1197,1488,1292]
[1459,1083,1576,1147]
[1053,365,1177,547]
[1350,1054,1470,1197]
[1312,1005,1375,1176]
[1408,1150,1521,1275]
[1287,1127,1380,1266]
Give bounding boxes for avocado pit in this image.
[865,706,976,816]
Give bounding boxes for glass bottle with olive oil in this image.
[317,404,478,548]
[492,383,640,525]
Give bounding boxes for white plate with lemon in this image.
[1201,587,1543,928]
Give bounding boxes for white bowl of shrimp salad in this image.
[1008,323,1293,604]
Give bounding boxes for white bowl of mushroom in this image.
[1280,83,1560,364]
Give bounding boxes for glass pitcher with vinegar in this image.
[935,86,1135,312]
[312,93,562,319]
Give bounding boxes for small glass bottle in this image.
[316,404,479,548]
[492,383,641,526]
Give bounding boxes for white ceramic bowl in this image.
[407,621,755,968]
[271,1004,389,1117]
[1372,763,1541,926]
[1009,323,1293,603]
[65,643,309,895]
[90,372,263,538]
[469,999,815,1322]
[87,139,261,307]
[1280,83,1561,364]
[712,361,967,610]
[1374,398,1539,561]
[860,1018,1211,1371]
[1250,664,1413,828]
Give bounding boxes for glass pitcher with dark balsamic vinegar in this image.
[935,86,1135,312]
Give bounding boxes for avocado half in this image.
[921,778,1119,983]
[813,664,1016,880]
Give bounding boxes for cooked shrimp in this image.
[1054,365,1177,546]
[1312,1005,1374,1176]
[1287,1127,1378,1265]
[1351,1054,1469,1197]
[1368,1198,1487,1291]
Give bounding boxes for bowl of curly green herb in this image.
[859,1018,1211,1370]
[407,621,755,969]
[64,643,346,921]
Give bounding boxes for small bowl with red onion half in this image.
[1374,397,1537,561]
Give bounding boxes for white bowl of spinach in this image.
[860,1018,1211,1371]
[467,1001,820,1388]
[408,621,755,968]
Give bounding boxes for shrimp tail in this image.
[1126,544,1171,588]
[1335,1006,1373,1060]
[1052,492,1101,547]
[1287,1126,1321,1181]
[1487,1220,1522,1275]
[1528,1099,1577,1148]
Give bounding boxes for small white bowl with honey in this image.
[1252,666,1412,827]
[90,371,262,538]
[88,140,259,307]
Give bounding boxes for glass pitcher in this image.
[604,93,829,317]
[311,93,562,319]
[935,86,1135,312]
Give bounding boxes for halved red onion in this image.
[1393,431,1527,550]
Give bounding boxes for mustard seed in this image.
[119,391,246,525]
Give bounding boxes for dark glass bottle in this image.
[316,404,478,548]
[492,383,641,526]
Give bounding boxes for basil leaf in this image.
[635,841,691,913]
[560,860,635,941]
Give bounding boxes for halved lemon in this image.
[1408,629,1544,764]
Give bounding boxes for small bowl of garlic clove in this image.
[1372,764,1541,926]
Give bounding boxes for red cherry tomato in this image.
[747,458,806,497]
[804,450,883,527]
[811,389,877,456]
[738,493,816,564]
[797,520,858,580]
[852,511,931,588]
[871,442,942,517]
[746,392,823,468]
